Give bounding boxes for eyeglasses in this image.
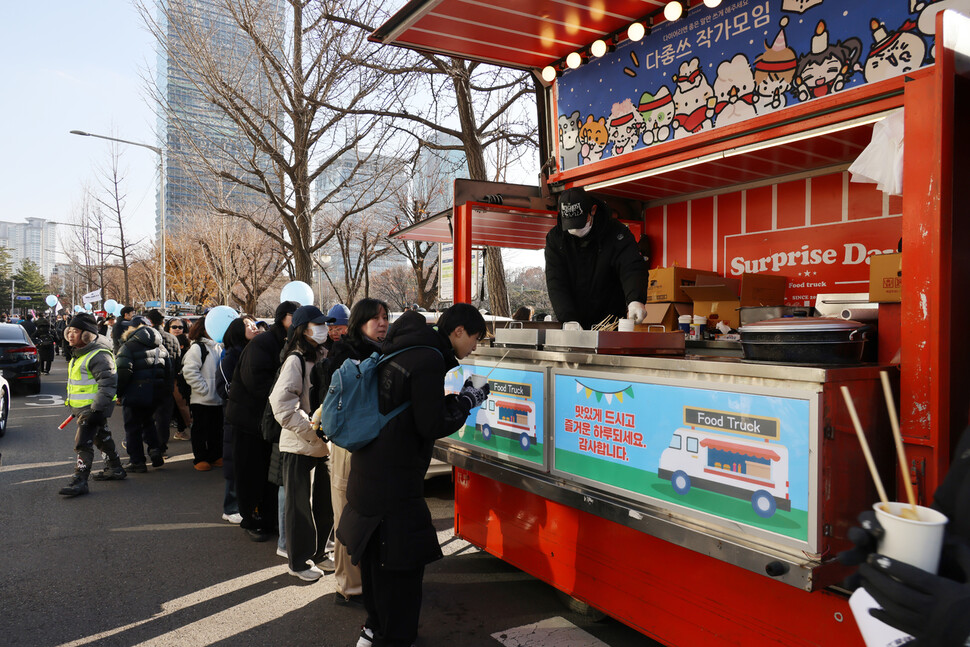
[169,325,184,330]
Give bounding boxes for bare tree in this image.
[140,0,414,284]
[92,146,141,304]
[61,191,112,306]
[321,10,540,315]
[371,264,423,311]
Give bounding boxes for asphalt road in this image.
[0,357,657,647]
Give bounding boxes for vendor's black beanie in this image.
[69,313,99,335]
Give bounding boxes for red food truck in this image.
[372,1,970,644]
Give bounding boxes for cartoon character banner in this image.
[557,0,956,170]
[553,372,813,544]
[444,364,546,469]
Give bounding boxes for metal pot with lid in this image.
[738,317,869,364]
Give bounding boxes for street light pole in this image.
[70,129,166,314]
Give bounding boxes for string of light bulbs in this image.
[540,0,723,83]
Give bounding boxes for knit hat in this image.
[327,304,351,327]
[69,312,99,335]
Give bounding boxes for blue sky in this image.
[1,1,160,251]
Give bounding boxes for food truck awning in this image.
[370,0,665,71]
[700,437,781,462]
[392,204,558,250]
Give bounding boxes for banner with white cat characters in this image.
[556,0,963,170]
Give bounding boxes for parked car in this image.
[0,323,40,394]
[0,374,9,437]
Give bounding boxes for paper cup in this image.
[469,374,488,389]
[678,314,692,334]
[873,502,948,573]
[617,318,635,332]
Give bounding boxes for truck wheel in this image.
[481,424,492,441]
[519,432,531,451]
[752,490,777,518]
[671,470,691,495]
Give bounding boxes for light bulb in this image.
[566,51,583,69]
[591,39,607,58]
[541,66,557,83]
[664,1,684,21]
[627,22,646,42]
[703,0,722,7]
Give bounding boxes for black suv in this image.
[0,323,40,394]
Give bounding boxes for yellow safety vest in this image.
[67,348,113,408]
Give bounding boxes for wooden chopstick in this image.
[841,385,889,504]
[881,371,919,515]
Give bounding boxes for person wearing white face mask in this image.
[270,305,335,581]
[545,186,648,329]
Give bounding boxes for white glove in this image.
[627,301,646,324]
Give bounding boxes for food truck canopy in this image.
[700,437,781,462]
[392,205,558,250]
[371,0,666,70]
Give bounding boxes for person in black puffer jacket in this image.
[226,300,299,540]
[337,304,489,647]
[216,316,259,524]
[147,310,182,457]
[116,316,172,472]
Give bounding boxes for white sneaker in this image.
[288,564,324,581]
[222,513,243,524]
[356,627,374,647]
[276,547,287,558]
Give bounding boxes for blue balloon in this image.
[204,306,238,343]
[280,281,314,306]
[45,294,58,308]
[113,304,125,317]
[104,299,118,313]
[74,305,83,313]
[84,303,93,311]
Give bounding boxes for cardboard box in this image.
[682,273,787,329]
[634,303,692,332]
[869,253,901,303]
[647,267,721,303]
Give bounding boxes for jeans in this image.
[123,405,160,465]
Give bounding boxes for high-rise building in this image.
[0,218,58,280]
[156,0,283,232]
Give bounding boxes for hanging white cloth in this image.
[849,109,905,196]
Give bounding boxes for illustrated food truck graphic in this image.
[657,407,791,519]
[474,379,538,450]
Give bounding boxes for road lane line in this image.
[491,617,611,647]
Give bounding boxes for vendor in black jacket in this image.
[545,187,648,329]
[225,300,299,540]
[337,303,489,647]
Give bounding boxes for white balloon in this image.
[280,281,314,306]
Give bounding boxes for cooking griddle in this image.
[544,330,685,355]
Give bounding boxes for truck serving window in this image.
[669,434,682,450]
[686,437,699,453]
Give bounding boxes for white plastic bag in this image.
[849,109,905,196]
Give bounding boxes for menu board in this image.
[553,370,813,544]
[557,0,938,170]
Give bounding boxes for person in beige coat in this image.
[270,305,334,581]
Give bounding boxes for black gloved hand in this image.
[78,409,106,427]
[861,543,970,646]
[838,510,884,589]
[457,379,489,411]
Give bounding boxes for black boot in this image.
[58,472,89,497]
[148,449,164,468]
[92,458,127,481]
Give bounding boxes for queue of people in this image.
[52,297,492,647]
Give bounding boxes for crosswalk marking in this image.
[491,617,611,647]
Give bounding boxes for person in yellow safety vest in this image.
[58,312,124,497]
